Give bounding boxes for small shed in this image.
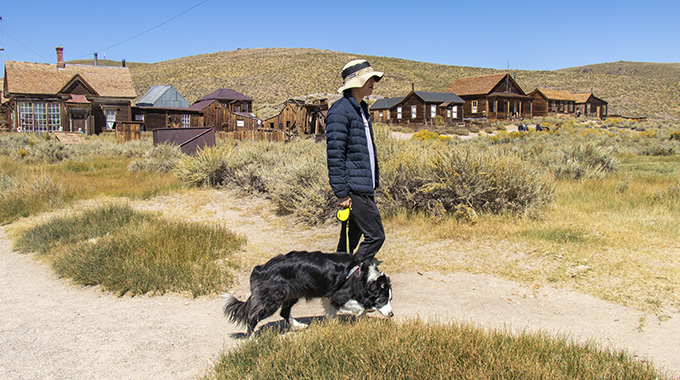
[263,98,328,135]
[189,89,258,132]
[572,93,608,119]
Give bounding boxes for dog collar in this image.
[346,265,361,280]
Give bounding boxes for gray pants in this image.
[337,193,385,263]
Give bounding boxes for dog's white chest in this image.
[337,299,365,316]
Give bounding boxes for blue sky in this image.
[1,0,679,72]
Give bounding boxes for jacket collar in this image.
[344,92,368,117]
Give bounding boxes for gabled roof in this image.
[530,88,575,101]
[412,91,464,104]
[136,84,190,108]
[137,85,172,106]
[3,61,136,98]
[198,88,252,102]
[370,97,404,110]
[445,73,510,96]
[571,93,608,104]
[188,99,217,111]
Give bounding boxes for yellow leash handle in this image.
[336,207,351,253]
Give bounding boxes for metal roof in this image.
[413,91,464,104]
[370,97,404,110]
[198,88,252,102]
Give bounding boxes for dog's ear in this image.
[367,262,381,282]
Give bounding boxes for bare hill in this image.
[78,48,680,120]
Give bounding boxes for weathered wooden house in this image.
[528,88,576,116]
[445,73,532,121]
[369,97,403,124]
[572,92,608,119]
[369,91,464,126]
[2,47,136,134]
[263,98,328,135]
[132,85,201,131]
[189,88,258,132]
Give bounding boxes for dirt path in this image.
[1,191,679,379]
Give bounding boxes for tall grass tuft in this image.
[378,128,555,217]
[128,143,184,172]
[0,170,64,224]
[14,204,245,297]
[206,318,665,380]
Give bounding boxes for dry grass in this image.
[206,318,666,380]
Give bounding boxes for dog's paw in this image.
[289,317,309,331]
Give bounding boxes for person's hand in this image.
[337,196,352,208]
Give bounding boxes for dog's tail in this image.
[221,294,250,326]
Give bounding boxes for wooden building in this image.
[445,73,532,121]
[2,47,136,135]
[528,88,577,117]
[132,85,201,131]
[572,93,608,119]
[189,88,258,132]
[369,97,403,124]
[369,91,464,126]
[263,98,328,135]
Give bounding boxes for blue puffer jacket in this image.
[326,93,380,198]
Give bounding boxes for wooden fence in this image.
[116,121,143,142]
[217,129,287,142]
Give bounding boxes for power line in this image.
[1,17,53,62]
[83,0,209,59]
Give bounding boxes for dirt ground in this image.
[1,190,679,379]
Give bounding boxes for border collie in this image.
[222,250,393,336]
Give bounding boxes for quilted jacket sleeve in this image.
[325,101,351,199]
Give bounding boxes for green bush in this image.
[378,139,555,216]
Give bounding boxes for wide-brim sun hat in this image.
[337,59,384,93]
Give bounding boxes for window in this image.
[490,101,496,113]
[182,114,190,128]
[472,101,478,113]
[430,105,436,118]
[237,120,245,127]
[586,104,591,114]
[569,103,574,112]
[411,105,417,119]
[105,110,116,130]
[34,103,47,132]
[559,102,564,112]
[447,109,451,118]
[397,106,402,119]
[379,111,384,118]
[17,101,61,132]
[452,106,458,119]
[48,103,60,130]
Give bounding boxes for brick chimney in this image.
[56,47,65,68]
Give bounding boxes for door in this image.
[70,112,86,133]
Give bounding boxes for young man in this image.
[325,59,385,264]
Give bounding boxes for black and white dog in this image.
[222,250,393,336]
